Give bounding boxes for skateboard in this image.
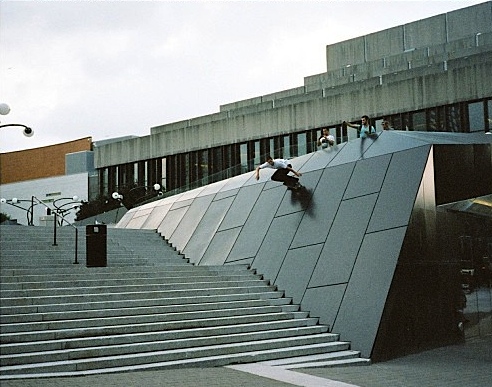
[286,182,305,192]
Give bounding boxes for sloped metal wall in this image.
[116,131,491,358]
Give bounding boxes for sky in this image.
[0,0,487,153]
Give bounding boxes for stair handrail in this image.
[31,196,79,264]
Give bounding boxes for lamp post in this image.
[112,183,162,209]
[52,196,83,226]
[0,103,34,137]
[0,196,37,225]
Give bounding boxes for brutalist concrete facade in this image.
[115,131,492,360]
[95,2,492,168]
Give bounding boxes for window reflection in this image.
[412,111,426,131]
[240,143,248,174]
[447,104,463,132]
[468,101,485,132]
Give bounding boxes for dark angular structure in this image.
[117,131,492,360]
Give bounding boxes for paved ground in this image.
[2,334,491,387]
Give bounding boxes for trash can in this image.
[86,224,107,267]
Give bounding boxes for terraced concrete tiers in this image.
[0,226,369,379]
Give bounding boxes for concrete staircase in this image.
[0,225,369,379]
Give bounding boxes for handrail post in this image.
[73,227,79,264]
[52,212,58,246]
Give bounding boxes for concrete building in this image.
[2,3,491,221]
[93,2,492,201]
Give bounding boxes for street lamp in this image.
[0,103,34,137]
[112,183,162,209]
[0,196,37,225]
[52,196,83,225]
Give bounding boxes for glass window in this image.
[468,101,485,133]
[253,141,261,168]
[240,143,248,174]
[390,114,402,131]
[101,168,108,196]
[296,132,307,156]
[269,138,275,157]
[411,111,427,131]
[487,100,492,132]
[198,150,208,183]
[161,158,166,191]
[283,135,291,159]
[446,104,462,132]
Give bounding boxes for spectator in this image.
[344,115,376,138]
[318,128,335,148]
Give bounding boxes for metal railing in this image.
[32,196,79,265]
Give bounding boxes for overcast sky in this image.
[0,0,486,153]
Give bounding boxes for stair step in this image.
[0,226,366,377]
[1,284,277,307]
[1,319,322,355]
[0,291,286,316]
[259,350,363,367]
[1,312,315,343]
[0,335,348,375]
[1,327,333,365]
[1,278,269,297]
[1,305,290,333]
[282,357,372,369]
[0,298,277,324]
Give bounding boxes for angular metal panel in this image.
[200,227,242,266]
[157,206,188,240]
[183,196,235,264]
[226,186,284,262]
[141,203,173,230]
[219,173,253,192]
[301,285,346,329]
[368,146,430,233]
[329,136,373,166]
[332,226,407,358]
[214,188,240,201]
[275,244,323,304]
[343,154,391,200]
[168,195,214,250]
[170,198,194,210]
[299,144,347,173]
[362,130,431,159]
[251,212,304,283]
[197,179,229,197]
[179,186,206,201]
[218,184,264,231]
[290,164,355,248]
[309,193,378,287]
[275,170,322,218]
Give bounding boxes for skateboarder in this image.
[255,156,302,189]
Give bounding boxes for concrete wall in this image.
[94,2,492,169]
[95,47,492,167]
[326,1,492,70]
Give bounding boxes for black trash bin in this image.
[86,224,107,267]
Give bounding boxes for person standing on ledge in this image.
[344,115,376,138]
[382,119,394,130]
[318,127,335,148]
[255,155,302,189]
